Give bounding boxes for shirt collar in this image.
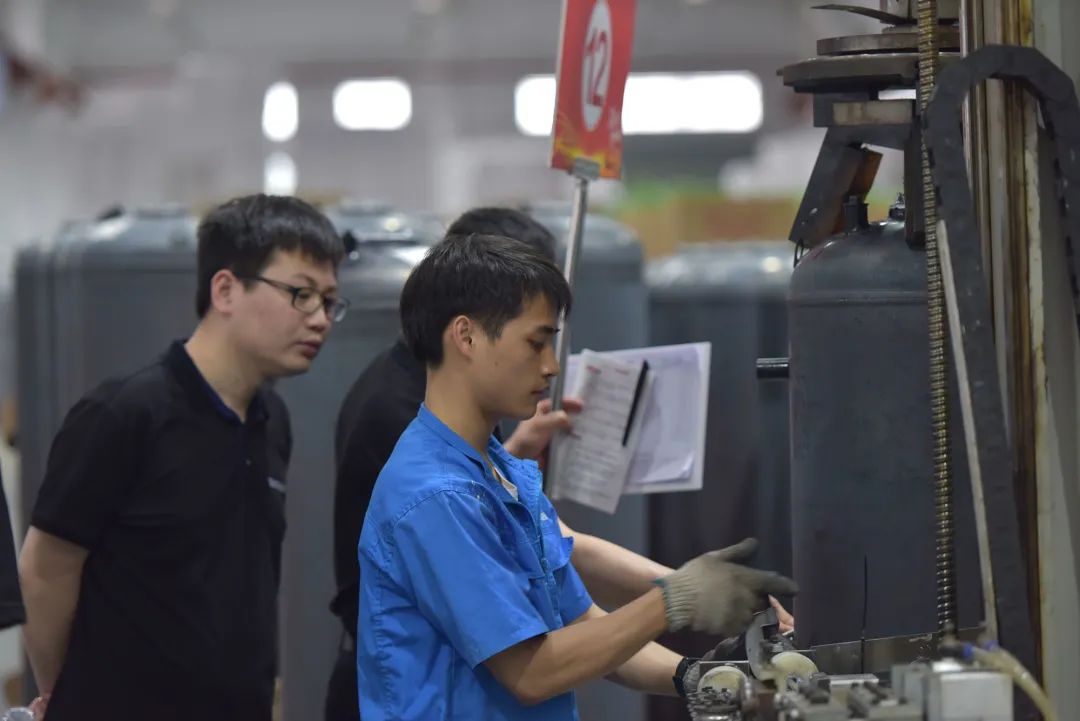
[416,404,541,505]
[416,403,486,465]
[164,340,269,426]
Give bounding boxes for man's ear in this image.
[447,315,477,360]
[209,269,241,315]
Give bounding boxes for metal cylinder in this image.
[788,215,981,648]
[646,241,793,580]
[529,208,650,721]
[646,242,795,721]
[15,207,199,522]
[276,204,442,721]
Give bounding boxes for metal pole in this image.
[545,167,593,496]
[918,0,959,633]
[958,0,999,641]
[551,173,590,412]
[937,220,999,641]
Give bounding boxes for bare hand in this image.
[29,693,50,719]
[770,595,795,634]
[504,397,584,465]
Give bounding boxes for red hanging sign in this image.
[550,0,637,179]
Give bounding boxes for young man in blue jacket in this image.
[358,233,797,720]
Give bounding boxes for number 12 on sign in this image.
[583,7,610,130]
[550,0,636,179]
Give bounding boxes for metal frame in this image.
[925,43,1080,718]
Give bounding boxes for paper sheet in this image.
[560,342,710,495]
[547,350,654,513]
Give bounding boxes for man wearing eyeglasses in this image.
[18,194,347,721]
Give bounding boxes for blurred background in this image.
[0,1,879,710]
[1,1,1077,719]
[0,0,906,278]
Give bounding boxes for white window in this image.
[264,152,298,195]
[514,71,764,137]
[333,78,413,131]
[514,75,558,137]
[262,81,299,142]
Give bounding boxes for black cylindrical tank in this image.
[15,207,198,523]
[276,204,443,721]
[643,241,792,721]
[645,241,793,579]
[510,208,651,721]
[788,210,981,649]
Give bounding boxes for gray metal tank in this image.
[645,241,793,577]
[0,291,14,415]
[275,205,443,721]
[15,208,198,520]
[643,242,792,721]
[15,218,92,525]
[529,208,650,721]
[787,208,981,649]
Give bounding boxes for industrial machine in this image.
[687,637,1021,721]
[678,0,1080,718]
[683,608,1048,720]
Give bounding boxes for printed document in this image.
[548,350,654,513]
[555,342,710,506]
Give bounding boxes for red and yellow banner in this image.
[550,0,637,179]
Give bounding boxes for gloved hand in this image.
[655,538,798,637]
[676,631,777,697]
[675,637,740,699]
[675,657,702,698]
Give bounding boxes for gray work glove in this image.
[675,643,737,698]
[655,538,798,637]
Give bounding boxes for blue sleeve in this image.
[539,494,594,624]
[557,553,594,624]
[392,489,551,668]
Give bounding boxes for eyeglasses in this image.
[242,274,350,322]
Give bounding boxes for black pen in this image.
[621,360,649,447]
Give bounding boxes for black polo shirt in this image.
[31,341,291,721]
[330,338,425,639]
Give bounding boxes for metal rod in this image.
[551,174,589,412]
[544,174,589,495]
[957,0,999,640]
[961,0,974,175]
[938,220,1000,640]
[968,0,993,283]
[918,0,959,633]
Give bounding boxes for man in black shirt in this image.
[326,208,678,721]
[18,194,347,721]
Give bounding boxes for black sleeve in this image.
[0,468,25,629]
[31,398,137,550]
[330,403,415,636]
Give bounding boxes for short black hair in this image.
[401,234,572,366]
[195,194,345,317]
[446,207,558,262]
